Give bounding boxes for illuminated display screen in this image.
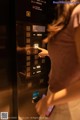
[32,25,45,32]
[31,0,46,11]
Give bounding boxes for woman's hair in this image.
[43,0,80,43]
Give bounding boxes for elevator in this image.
[16,0,53,119]
[0,0,57,120]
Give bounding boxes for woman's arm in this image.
[38,47,49,58]
[16,46,26,53]
[47,25,80,106]
[16,46,32,54]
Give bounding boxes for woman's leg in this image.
[68,99,80,120]
[39,87,72,120]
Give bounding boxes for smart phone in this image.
[45,105,55,117]
[32,91,40,103]
[42,94,55,117]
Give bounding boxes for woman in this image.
[36,0,80,120]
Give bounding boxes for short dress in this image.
[46,4,80,120]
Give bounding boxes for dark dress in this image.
[41,4,80,120]
[48,4,80,93]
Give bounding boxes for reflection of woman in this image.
[36,1,80,120]
[16,45,31,53]
[16,46,27,53]
[16,41,32,85]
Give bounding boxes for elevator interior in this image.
[16,0,55,119]
[0,0,57,120]
[16,22,51,119]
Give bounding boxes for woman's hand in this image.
[35,96,48,116]
[38,47,49,58]
[35,92,55,117]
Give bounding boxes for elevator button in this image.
[34,49,38,54]
[26,56,30,61]
[33,66,36,69]
[26,26,31,31]
[36,65,41,68]
[33,72,36,75]
[26,11,31,17]
[34,60,38,65]
[26,38,30,43]
[26,32,30,37]
[26,45,30,48]
[42,59,45,63]
[26,50,31,55]
[36,71,41,73]
[33,43,39,48]
[26,72,30,77]
[37,33,42,36]
[34,55,38,59]
[26,67,30,72]
[26,62,30,66]
[40,79,44,84]
[33,33,36,36]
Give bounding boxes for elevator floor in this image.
[18,85,47,120]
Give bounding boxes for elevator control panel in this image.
[26,23,47,78]
[16,22,50,88]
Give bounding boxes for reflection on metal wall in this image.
[16,0,51,119]
[16,21,51,119]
